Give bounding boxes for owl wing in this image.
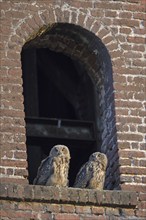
[74,162,93,188]
[33,156,54,185]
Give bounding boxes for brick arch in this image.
[21,21,119,189]
[6,6,120,189]
[8,4,120,58]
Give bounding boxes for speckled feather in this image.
[74,152,107,189]
[33,145,70,187]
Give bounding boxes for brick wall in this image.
[0,0,146,219]
[0,183,140,220]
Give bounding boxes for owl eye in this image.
[62,148,67,153]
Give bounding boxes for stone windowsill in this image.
[0,183,138,208]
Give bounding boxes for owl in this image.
[73,152,108,190]
[33,145,71,187]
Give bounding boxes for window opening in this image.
[22,48,97,186]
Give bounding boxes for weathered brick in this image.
[121,184,146,193]
[55,213,80,220]
[117,133,143,142]
[78,189,89,203]
[127,36,145,44]
[69,188,79,203]
[119,150,145,158]
[120,167,146,175]
[139,193,146,201]
[136,210,146,218]
[75,205,91,214]
[61,204,75,213]
[121,208,136,217]
[105,207,120,216]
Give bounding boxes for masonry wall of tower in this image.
[0,0,146,219]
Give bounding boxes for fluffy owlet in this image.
[33,145,71,187]
[73,152,108,190]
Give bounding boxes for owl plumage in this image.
[73,152,107,190]
[33,145,71,187]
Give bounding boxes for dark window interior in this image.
[21,48,97,186]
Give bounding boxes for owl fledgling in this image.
[33,145,71,187]
[73,152,108,190]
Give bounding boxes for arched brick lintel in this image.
[8,5,120,58]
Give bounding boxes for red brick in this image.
[119,12,132,18]
[0,178,28,184]
[90,21,100,33]
[133,59,146,67]
[61,205,75,213]
[47,204,61,213]
[92,206,105,215]
[124,51,143,59]
[132,45,145,52]
[67,1,93,8]
[55,214,80,220]
[120,27,132,34]
[116,124,129,133]
[121,184,146,192]
[0,167,5,174]
[105,207,120,216]
[107,42,119,51]
[14,168,28,177]
[1,59,21,68]
[93,2,122,10]
[97,27,109,39]
[90,10,104,18]
[138,126,146,133]
[117,116,142,124]
[102,35,115,45]
[142,177,146,183]
[119,150,145,158]
[40,213,54,219]
[138,201,146,209]
[75,205,91,214]
[115,100,143,109]
[0,109,25,117]
[139,193,146,201]
[83,217,102,220]
[122,0,140,3]
[14,151,27,159]
[119,158,131,166]
[134,28,146,35]
[0,2,10,10]
[140,143,146,150]
[139,160,146,168]
[113,18,139,27]
[133,12,146,19]
[121,208,135,216]
[115,108,129,116]
[78,13,86,27]
[127,36,145,44]
[120,167,146,175]
[105,10,117,17]
[1,159,28,167]
[1,142,26,151]
[122,3,145,12]
[136,210,146,218]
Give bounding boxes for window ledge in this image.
[0,183,138,208]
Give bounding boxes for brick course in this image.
[0,183,141,220]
